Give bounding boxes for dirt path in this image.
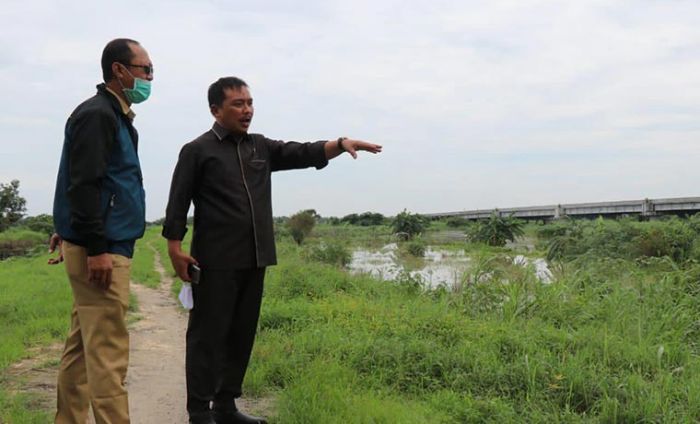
[126,250,188,423]
[7,247,271,422]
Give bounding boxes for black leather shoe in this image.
[212,408,267,424]
[189,410,216,424]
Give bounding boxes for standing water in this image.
[348,244,553,288]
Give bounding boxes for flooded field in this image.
[348,243,552,288]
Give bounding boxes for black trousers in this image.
[186,267,266,413]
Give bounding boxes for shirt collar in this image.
[105,86,136,120]
[211,122,245,142]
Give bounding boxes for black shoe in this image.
[212,408,267,424]
[189,410,216,424]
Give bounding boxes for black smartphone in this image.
[187,263,201,284]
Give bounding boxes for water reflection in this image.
[348,243,471,288]
[348,244,552,288]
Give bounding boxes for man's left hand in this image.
[48,233,64,265]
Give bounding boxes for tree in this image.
[287,210,316,245]
[300,209,321,221]
[340,211,385,226]
[0,180,27,231]
[469,213,524,247]
[391,209,427,240]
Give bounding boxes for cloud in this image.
[2,0,700,219]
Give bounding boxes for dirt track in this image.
[126,254,189,422]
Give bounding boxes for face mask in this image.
[119,67,152,104]
[123,77,151,104]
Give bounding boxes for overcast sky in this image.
[2,0,699,220]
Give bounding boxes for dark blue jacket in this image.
[53,84,145,255]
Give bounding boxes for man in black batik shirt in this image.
[162,76,382,424]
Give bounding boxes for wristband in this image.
[337,137,348,152]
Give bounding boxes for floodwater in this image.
[348,243,552,288]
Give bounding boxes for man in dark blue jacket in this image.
[51,38,153,424]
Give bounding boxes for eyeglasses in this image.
[122,63,154,75]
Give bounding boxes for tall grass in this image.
[242,232,700,422]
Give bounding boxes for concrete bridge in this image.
[424,197,700,221]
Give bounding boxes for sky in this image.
[1,0,699,220]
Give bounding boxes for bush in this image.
[404,238,426,257]
[19,214,54,236]
[306,241,352,266]
[392,210,427,240]
[535,218,577,240]
[0,227,46,259]
[543,216,698,264]
[287,210,316,245]
[632,219,695,262]
[445,217,468,228]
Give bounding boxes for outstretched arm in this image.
[324,137,382,160]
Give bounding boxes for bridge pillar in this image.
[642,198,655,217]
[554,204,564,219]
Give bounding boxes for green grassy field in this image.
[2,220,700,422]
[246,234,700,423]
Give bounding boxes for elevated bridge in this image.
[424,197,700,221]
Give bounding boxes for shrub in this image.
[0,227,46,259]
[19,214,54,236]
[306,241,351,266]
[445,217,468,228]
[404,238,426,257]
[632,219,695,262]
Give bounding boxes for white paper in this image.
[178,282,194,310]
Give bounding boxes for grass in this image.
[130,226,162,288]
[242,225,700,423]
[134,225,193,299]
[3,220,700,422]
[0,254,70,422]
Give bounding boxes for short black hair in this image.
[208,77,248,107]
[101,38,140,82]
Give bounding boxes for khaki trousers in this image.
[55,241,131,424]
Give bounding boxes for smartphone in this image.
[187,263,201,284]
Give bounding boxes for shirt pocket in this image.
[246,159,269,188]
[248,159,267,171]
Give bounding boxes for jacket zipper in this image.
[103,194,116,222]
[237,141,260,266]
